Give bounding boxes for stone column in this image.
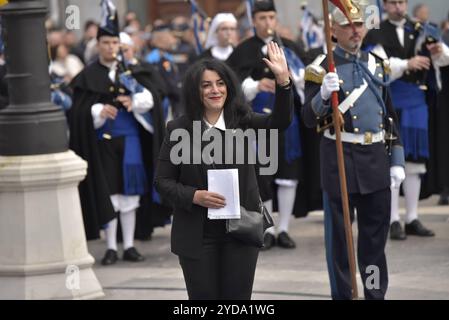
[0,152,103,299]
[0,0,103,299]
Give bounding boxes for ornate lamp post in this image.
[0,0,103,299]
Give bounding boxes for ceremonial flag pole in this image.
[322,0,359,299]
[186,0,210,55]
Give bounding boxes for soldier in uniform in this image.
[227,0,307,250]
[303,3,406,299]
[364,0,449,240]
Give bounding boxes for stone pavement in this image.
[88,196,449,300]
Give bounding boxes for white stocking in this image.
[277,184,297,233]
[120,209,136,250]
[105,218,118,251]
[403,174,421,224]
[390,186,400,224]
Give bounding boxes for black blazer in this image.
[154,85,293,259]
[364,19,425,85]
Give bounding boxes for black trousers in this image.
[324,188,390,300]
[178,234,259,300]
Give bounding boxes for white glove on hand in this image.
[390,166,406,189]
[320,72,340,101]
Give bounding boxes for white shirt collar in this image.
[263,36,274,44]
[389,19,406,47]
[99,58,117,70]
[204,111,226,131]
[99,59,118,82]
[261,37,274,56]
[211,45,234,61]
[389,18,406,28]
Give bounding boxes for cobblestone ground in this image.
[88,196,449,300]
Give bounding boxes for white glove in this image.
[320,72,340,101]
[390,166,405,189]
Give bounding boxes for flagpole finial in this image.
[330,0,365,26]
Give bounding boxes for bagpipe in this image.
[101,49,146,140]
[404,14,442,90]
[407,15,442,47]
[98,0,144,105]
[114,49,145,97]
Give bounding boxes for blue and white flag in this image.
[99,0,119,36]
[300,7,324,50]
[189,0,205,54]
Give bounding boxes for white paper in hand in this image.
[207,169,240,220]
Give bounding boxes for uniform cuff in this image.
[390,57,409,81]
[311,92,330,117]
[132,88,154,114]
[91,103,107,129]
[390,145,405,167]
[242,77,259,102]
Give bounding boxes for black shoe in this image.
[277,232,296,249]
[405,219,435,237]
[123,247,145,262]
[390,221,407,240]
[261,233,276,251]
[101,249,118,266]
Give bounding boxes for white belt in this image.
[324,129,385,145]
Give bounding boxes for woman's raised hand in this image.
[262,41,290,86]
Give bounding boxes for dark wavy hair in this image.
[182,58,252,129]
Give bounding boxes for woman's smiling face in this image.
[200,69,228,113]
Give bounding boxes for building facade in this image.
[48,0,449,39]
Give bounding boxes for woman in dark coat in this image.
[154,42,293,300]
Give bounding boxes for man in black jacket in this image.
[227,0,310,250]
[364,0,449,240]
[68,2,166,265]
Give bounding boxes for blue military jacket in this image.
[302,46,405,199]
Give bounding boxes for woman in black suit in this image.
[154,42,293,300]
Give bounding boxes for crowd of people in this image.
[1,0,449,300]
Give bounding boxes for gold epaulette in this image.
[305,54,327,84]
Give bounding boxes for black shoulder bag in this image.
[226,198,274,248]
